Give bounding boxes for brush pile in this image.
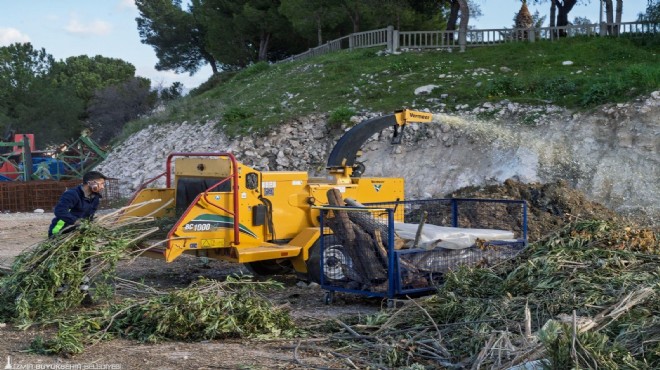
[30,277,297,355]
[321,220,659,369]
[0,209,159,327]
[0,205,297,356]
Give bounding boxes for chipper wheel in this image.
[306,234,354,284]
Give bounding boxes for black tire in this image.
[245,260,293,276]
[306,234,353,284]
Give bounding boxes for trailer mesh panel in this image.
[319,198,527,298]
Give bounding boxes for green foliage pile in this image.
[0,211,298,356]
[327,220,659,369]
[30,278,298,356]
[0,221,153,327]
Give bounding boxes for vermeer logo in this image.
[373,184,382,192]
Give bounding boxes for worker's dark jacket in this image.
[48,185,102,237]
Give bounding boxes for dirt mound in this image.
[448,179,621,241]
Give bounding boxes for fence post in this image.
[387,25,394,53]
[599,22,606,36]
[393,29,399,51]
[528,28,536,42]
[349,33,354,50]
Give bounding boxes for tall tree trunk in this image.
[615,0,623,36]
[605,0,614,35]
[553,0,577,37]
[316,16,323,46]
[550,1,557,38]
[343,4,361,33]
[445,0,460,44]
[457,0,469,52]
[446,0,460,31]
[258,32,270,61]
[202,51,218,74]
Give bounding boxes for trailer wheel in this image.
[306,235,353,284]
[245,260,293,276]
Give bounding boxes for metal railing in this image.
[279,21,659,63]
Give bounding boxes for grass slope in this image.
[123,36,660,140]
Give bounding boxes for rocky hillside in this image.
[96,91,660,226]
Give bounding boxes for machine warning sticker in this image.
[201,238,225,247]
[190,243,198,249]
[292,180,303,186]
[263,181,276,196]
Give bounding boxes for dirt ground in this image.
[0,212,382,370]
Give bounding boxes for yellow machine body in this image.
[123,109,431,276]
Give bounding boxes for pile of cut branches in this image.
[0,204,298,356]
[318,220,659,369]
[31,277,298,356]
[0,207,159,327]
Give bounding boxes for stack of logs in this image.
[325,189,428,291]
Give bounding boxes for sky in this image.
[0,1,651,91]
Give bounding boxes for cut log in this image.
[325,189,387,285]
[327,189,355,243]
[351,223,387,281]
[344,197,406,250]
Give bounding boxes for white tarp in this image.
[394,222,515,250]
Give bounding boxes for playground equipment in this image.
[0,132,107,181]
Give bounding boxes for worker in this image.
[48,170,107,237]
[48,170,107,305]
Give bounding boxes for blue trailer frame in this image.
[318,198,528,304]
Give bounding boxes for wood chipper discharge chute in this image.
[121,109,500,283]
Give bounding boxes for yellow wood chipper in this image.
[122,109,433,282]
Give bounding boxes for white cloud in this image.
[117,0,137,11]
[0,27,31,46]
[65,17,112,36]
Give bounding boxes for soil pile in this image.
[448,179,623,241]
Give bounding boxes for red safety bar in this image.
[125,171,166,206]
[165,152,241,246]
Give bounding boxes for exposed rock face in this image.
[96,92,660,225]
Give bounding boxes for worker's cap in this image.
[83,171,108,183]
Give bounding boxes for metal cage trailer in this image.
[317,198,528,305]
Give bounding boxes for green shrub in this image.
[222,106,253,125]
[235,61,270,80]
[486,76,519,97]
[624,64,659,88]
[542,76,577,100]
[190,73,225,96]
[580,78,627,106]
[328,106,356,129]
